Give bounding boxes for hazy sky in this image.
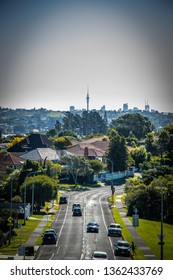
[0,0,173,112]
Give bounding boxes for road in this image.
[35,185,131,260]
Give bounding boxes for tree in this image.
[130,146,147,169]
[125,174,173,224]
[7,136,25,149]
[54,136,72,150]
[59,155,93,186]
[89,159,105,174]
[107,129,128,172]
[46,128,57,138]
[110,113,154,139]
[20,175,58,212]
[158,124,173,166]
[18,159,41,186]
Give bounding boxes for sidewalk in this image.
[115,195,157,260]
[0,203,57,260]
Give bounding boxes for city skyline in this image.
[0,0,173,113]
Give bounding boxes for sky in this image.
[0,0,173,113]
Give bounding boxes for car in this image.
[59,195,68,204]
[44,228,58,238]
[91,251,109,260]
[72,207,82,216]
[108,223,121,229]
[107,227,122,237]
[72,203,81,211]
[42,232,57,245]
[87,222,99,233]
[114,240,131,257]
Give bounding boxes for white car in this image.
[108,223,121,229]
[91,251,109,260]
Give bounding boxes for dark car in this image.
[114,240,131,257]
[72,207,82,216]
[108,227,122,237]
[87,222,99,233]
[59,195,68,204]
[44,229,58,238]
[42,232,57,245]
[72,203,81,211]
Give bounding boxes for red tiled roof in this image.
[0,153,24,172]
[67,140,109,157]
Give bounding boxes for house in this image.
[0,153,25,174]
[19,148,60,163]
[7,133,53,153]
[67,138,109,161]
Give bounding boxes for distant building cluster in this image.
[0,89,173,136]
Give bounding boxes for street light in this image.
[31,170,42,215]
[23,169,33,225]
[106,158,115,203]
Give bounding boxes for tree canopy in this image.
[59,154,93,186]
[20,175,58,211]
[110,113,154,139]
[107,129,128,172]
[125,173,173,224]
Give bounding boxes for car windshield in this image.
[110,223,121,228]
[117,242,129,248]
[88,222,98,226]
[94,253,107,259]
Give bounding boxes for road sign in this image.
[132,214,139,227]
[7,216,13,223]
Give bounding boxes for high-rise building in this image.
[123,103,128,112]
[70,106,75,112]
[145,100,150,111]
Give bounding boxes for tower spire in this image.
[86,86,90,112]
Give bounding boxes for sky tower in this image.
[86,87,90,112]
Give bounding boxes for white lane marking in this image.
[49,202,70,260]
[99,194,115,259]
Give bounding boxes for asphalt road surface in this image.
[35,185,131,260]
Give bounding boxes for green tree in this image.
[60,155,93,186]
[158,129,170,163]
[107,129,128,171]
[46,128,57,138]
[54,136,72,150]
[110,113,154,139]
[89,159,105,174]
[158,124,173,166]
[130,146,147,169]
[20,175,58,212]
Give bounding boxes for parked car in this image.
[72,203,81,211]
[87,222,99,233]
[72,207,82,216]
[59,195,68,204]
[114,240,131,257]
[42,232,57,245]
[107,227,122,237]
[91,251,109,260]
